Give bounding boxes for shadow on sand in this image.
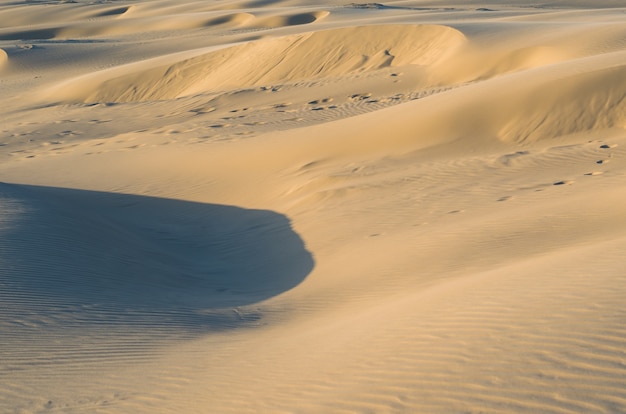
[0,183,314,332]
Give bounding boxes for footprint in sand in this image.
[191,106,216,114]
[599,144,618,149]
[57,130,81,137]
[308,98,333,105]
[584,172,603,176]
[497,151,529,166]
[260,86,281,92]
[349,93,372,101]
[553,180,574,186]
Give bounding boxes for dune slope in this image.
[1,0,625,413]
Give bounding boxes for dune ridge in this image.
[51,24,466,103]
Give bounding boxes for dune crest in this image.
[51,24,466,103]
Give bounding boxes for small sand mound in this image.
[0,27,59,41]
[91,6,131,18]
[54,24,466,103]
[204,12,255,27]
[254,10,330,28]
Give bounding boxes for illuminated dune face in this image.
[52,24,466,103]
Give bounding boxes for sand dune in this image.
[51,24,465,103]
[1,0,626,413]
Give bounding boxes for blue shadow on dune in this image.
[0,183,314,332]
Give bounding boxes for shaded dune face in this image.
[0,183,314,329]
[52,24,466,103]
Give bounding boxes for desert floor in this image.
[1,0,625,413]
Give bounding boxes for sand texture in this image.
[1,0,625,413]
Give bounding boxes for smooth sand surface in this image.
[1,1,625,413]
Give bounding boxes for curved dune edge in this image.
[50,24,466,103]
[0,183,314,311]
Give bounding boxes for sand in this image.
[1,0,625,413]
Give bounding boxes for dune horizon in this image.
[1,0,625,413]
